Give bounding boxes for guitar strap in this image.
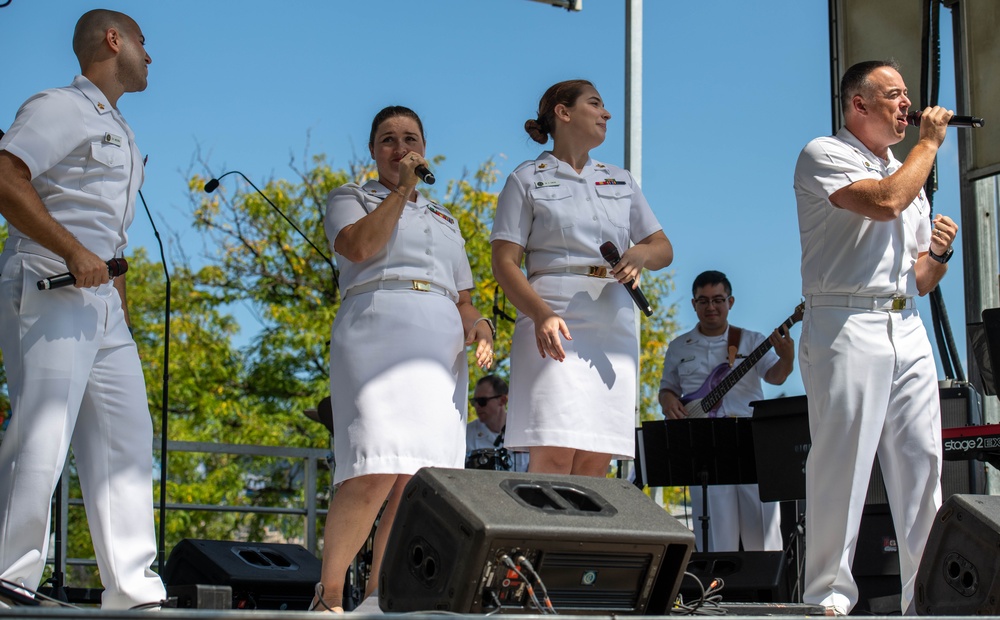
[727,325,743,367]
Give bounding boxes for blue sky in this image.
[0,1,973,403]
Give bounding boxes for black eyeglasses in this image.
[471,395,503,407]
[693,296,731,309]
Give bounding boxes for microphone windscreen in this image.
[109,257,129,277]
[204,178,220,193]
[600,241,620,263]
[415,165,436,185]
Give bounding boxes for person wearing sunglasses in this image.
[659,271,794,554]
[465,375,529,472]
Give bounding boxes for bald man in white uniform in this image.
[794,59,957,616]
[0,10,165,608]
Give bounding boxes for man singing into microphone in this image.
[0,9,165,608]
[794,59,958,616]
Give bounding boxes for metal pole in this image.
[624,0,642,184]
[624,0,643,480]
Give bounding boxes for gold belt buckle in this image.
[890,296,907,311]
[587,266,608,278]
[411,280,431,292]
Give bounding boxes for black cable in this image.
[486,590,503,615]
[935,287,967,382]
[204,170,339,289]
[43,478,67,603]
[515,555,555,614]
[1,578,78,608]
[492,285,515,324]
[672,572,725,616]
[500,555,549,614]
[138,189,172,573]
[930,288,955,378]
[919,0,965,382]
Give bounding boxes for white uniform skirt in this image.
[329,289,468,485]
[506,272,638,459]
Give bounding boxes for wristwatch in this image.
[929,246,954,264]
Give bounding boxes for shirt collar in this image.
[361,179,430,207]
[836,126,900,172]
[72,75,113,116]
[533,151,607,177]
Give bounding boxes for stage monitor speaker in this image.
[915,494,1000,615]
[378,467,695,615]
[677,551,790,604]
[162,539,321,610]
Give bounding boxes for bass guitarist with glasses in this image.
[658,270,795,552]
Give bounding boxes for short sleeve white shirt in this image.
[324,180,473,301]
[794,127,931,297]
[659,326,778,418]
[0,75,143,261]
[490,151,662,277]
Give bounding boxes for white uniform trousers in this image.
[800,305,942,614]
[690,484,783,552]
[0,252,165,609]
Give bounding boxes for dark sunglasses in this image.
[471,395,503,407]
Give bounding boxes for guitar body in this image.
[680,362,731,418]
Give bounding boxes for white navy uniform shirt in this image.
[794,127,931,297]
[490,151,661,275]
[325,179,473,301]
[660,326,778,418]
[0,75,142,262]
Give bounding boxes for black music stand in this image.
[749,395,811,503]
[636,418,757,550]
[749,395,812,601]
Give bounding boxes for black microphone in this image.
[37,257,129,290]
[907,111,985,128]
[415,164,436,185]
[204,170,338,287]
[599,241,653,317]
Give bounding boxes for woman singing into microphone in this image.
[315,105,494,611]
[491,80,672,477]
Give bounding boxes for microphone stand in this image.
[205,170,339,290]
[138,189,171,574]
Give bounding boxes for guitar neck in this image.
[701,315,795,412]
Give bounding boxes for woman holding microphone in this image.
[491,80,672,477]
[315,106,494,611]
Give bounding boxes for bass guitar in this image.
[681,303,804,418]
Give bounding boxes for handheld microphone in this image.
[599,241,653,317]
[37,257,129,290]
[907,111,985,128]
[204,170,338,287]
[415,164,436,185]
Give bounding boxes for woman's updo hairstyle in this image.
[524,79,594,145]
[369,105,425,150]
